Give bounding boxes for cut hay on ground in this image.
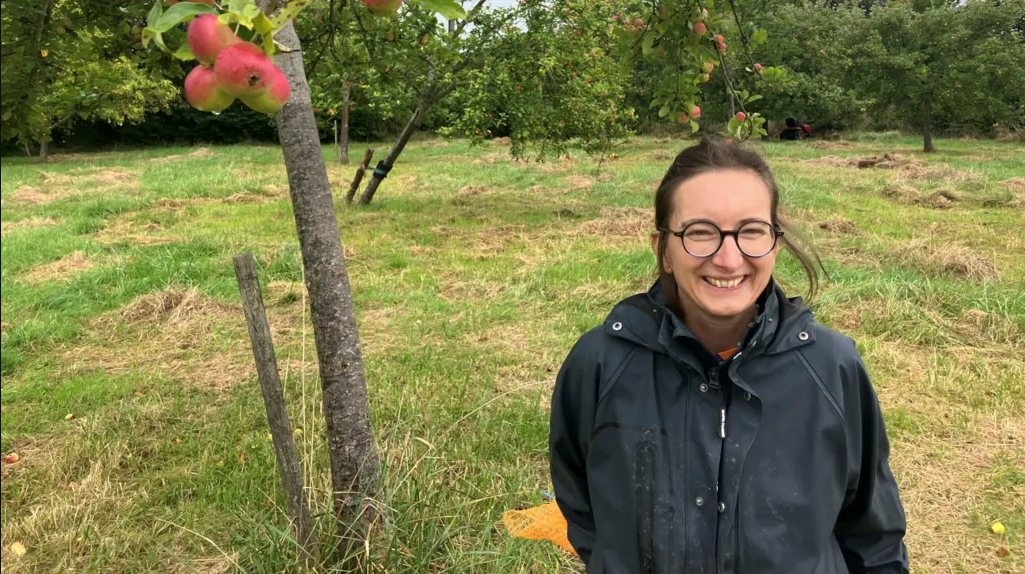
[148,148,214,163]
[817,216,861,235]
[575,207,653,239]
[61,289,301,393]
[0,217,59,235]
[1005,178,1025,193]
[652,150,673,161]
[421,140,450,148]
[564,175,594,191]
[882,182,960,209]
[490,137,512,146]
[13,185,72,205]
[470,152,511,167]
[459,185,491,197]
[806,153,982,183]
[891,239,999,282]
[94,217,176,246]
[809,140,852,150]
[956,309,1023,347]
[21,251,96,285]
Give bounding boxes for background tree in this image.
[1,0,178,157]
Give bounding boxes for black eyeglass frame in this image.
[658,220,785,259]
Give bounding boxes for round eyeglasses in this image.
[660,220,784,258]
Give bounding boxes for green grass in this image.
[2,135,1023,573]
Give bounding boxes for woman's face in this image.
[651,168,779,321]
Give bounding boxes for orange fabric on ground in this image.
[503,500,578,556]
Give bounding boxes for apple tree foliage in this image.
[1,0,178,153]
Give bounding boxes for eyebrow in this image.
[678,217,772,228]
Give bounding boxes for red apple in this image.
[634,18,644,28]
[693,22,707,35]
[704,61,715,73]
[718,42,727,53]
[5,453,20,465]
[214,42,277,97]
[690,105,702,118]
[725,138,734,144]
[754,63,763,72]
[240,66,290,114]
[714,34,724,43]
[167,0,214,5]
[702,73,711,83]
[736,112,747,122]
[184,65,234,112]
[362,0,403,16]
[188,14,238,67]
[678,112,689,123]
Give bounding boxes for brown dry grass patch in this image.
[470,152,511,167]
[59,289,301,394]
[956,310,1023,347]
[564,175,594,191]
[148,148,214,163]
[459,185,491,197]
[807,153,981,184]
[0,217,59,235]
[809,140,852,150]
[652,150,673,161]
[883,182,960,209]
[575,207,653,239]
[890,416,1023,574]
[420,140,450,148]
[490,137,512,146]
[890,239,1000,281]
[12,185,73,205]
[817,216,861,235]
[94,217,176,246]
[1005,178,1025,193]
[21,252,96,285]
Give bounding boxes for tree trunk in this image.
[234,252,319,566]
[38,140,49,160]
[347,148,374,204]
[270,18,381,549]
[340,81,351,165]
[923,90,934,153]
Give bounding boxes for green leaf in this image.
[173,43,195,61]
[151,2,217,34]
[690,120,699,134]
[146,0,163,28]
[642,33,655,56]
[420,0,467,19]
[269,0,310,32]
[752,29,768,45]
[253,11,273,37]
[658,105,670,118]
[141,27,162,49]
[746,95,763,103]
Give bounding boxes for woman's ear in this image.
[651,231,672,274]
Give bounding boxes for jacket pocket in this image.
[634,441,657,574]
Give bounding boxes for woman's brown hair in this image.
[654,135,825,316]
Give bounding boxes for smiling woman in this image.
[549,135,911,574]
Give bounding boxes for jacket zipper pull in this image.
[708,368,727,440]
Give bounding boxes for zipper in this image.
[708,367,726,439]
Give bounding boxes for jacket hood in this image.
[602,277,815,363]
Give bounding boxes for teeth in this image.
[707,277,743,289]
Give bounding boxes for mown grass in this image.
[1,135,1023,573]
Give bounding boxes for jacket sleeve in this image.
[549,332,602,564]
[835,353,910,574]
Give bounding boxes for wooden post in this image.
[346,148,374,204]
[233,252,320,565]
[340,81,351,165]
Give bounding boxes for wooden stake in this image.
[234,252,320,565]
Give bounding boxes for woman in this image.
[549,136,908,573]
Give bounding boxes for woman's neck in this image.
[679,299,757,355]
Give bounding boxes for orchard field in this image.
[1,135,1023,573]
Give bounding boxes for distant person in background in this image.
[780,117,806,140]
[549,135,909,573]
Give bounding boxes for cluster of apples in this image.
[183,14,290,114]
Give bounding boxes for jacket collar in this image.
[604,277,816,362]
